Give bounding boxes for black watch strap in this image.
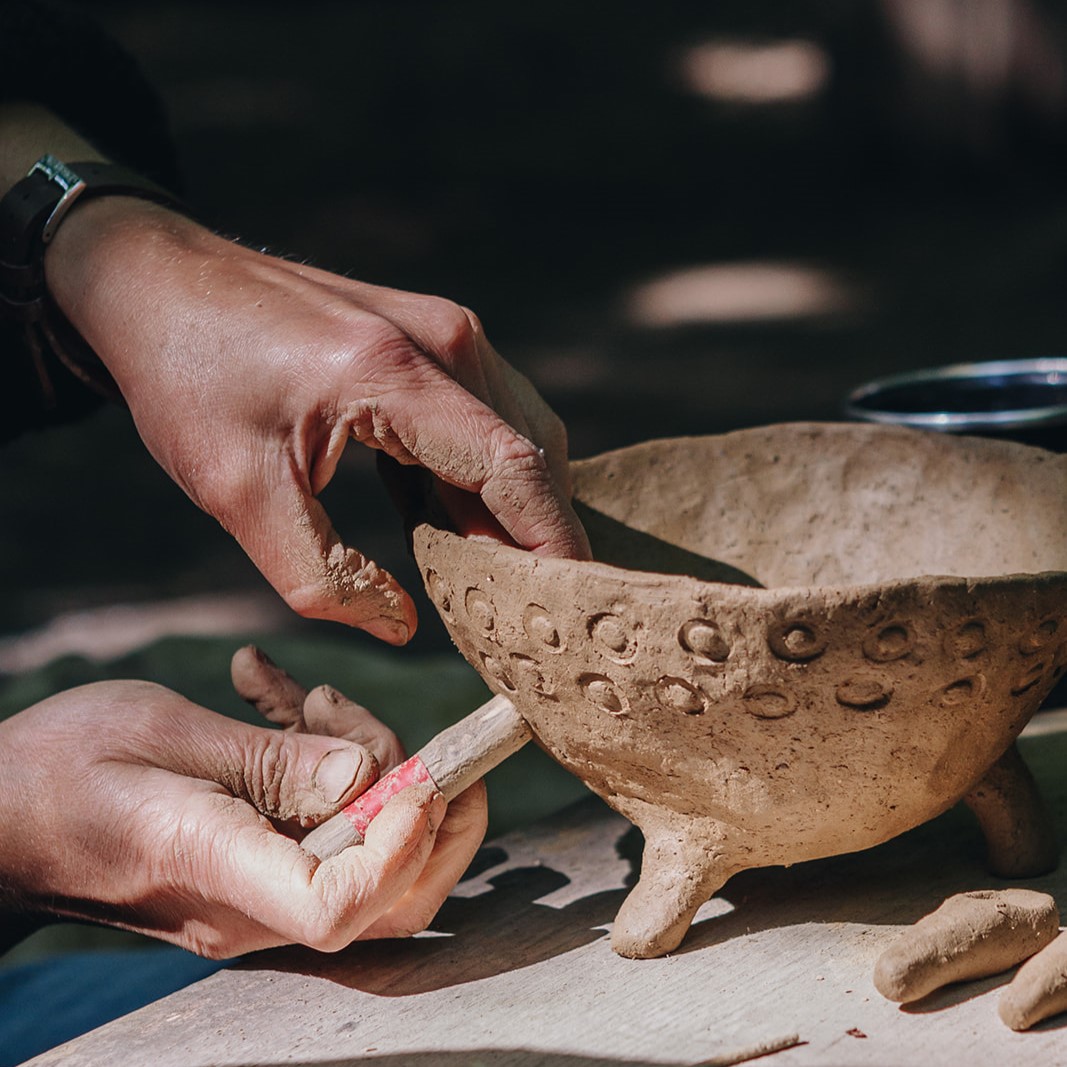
[0,155,185,409]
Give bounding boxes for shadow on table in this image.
[247,766,1066,1003]
[248,860,629,996]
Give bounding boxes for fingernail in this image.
[364,616,411,645]
[427,791,446,833]
[251,645,277,667]
[314,748,364,804]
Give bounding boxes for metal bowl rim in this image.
[844,357,1067,431]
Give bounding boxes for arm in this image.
[1,102,590,642]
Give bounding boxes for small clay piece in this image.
[414,423,1067,957]
[999,930,1067,1030]
[873,889,1060,1003]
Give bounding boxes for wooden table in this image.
[28,712,1067,1067]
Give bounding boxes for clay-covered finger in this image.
[222,456,417,643]
[305,785,447,946]
[230,645,309,729]
[142,695,379,825]
[873,889,1060,1003]
[494,356,572,497]
[164,782,444,955]
[303,684,407,771]
[344,366,589,560]
[358,780,487,939]
[1000,929,1067,1030]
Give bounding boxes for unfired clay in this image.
[1000,929,1067,1030]
[413,423,1067,958]
[873,889,1059,1003]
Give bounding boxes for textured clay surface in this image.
[873,889,1059,1003]
[414,422,1067,957]
[999,929,1067,1030]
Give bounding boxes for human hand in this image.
[44,197,591,643]
[229,642,408,774]
[0,671,487,958]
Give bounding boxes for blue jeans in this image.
[0,948,230,1065]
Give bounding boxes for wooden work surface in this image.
[28,711,1067,1067]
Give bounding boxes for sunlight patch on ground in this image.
[677,38,830,104]
[627,260,855,327]
[0,593,287,673]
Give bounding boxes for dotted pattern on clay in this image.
[835,678,892,711]
[1012,659,1048,697]
[939,675,985,706]
[589,612,636,662]
[522,603,563,651]
[1020,619,1059,656]
[510,653,554,699]
[655,676,706,715]
[948,620,987,660]
[479,651,516,692]
[579,673,628,716]
[743,684,797,719]
[678,619,730,663]
[465,588,496,635]
[425,569,452,617]
[863,623,915,663]
[426,556,1065,740]
[768,619,827,663]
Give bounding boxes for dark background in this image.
[3,0,1067,658]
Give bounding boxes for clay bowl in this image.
[412,422,1067,958]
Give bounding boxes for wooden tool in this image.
[300,694,531,860]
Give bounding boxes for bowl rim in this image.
[413,523,1067,601]
[844,357,1067,431]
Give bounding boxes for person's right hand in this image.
[0,667,486,958]
[43,193,591,644]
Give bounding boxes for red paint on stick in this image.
[339,755,434,837]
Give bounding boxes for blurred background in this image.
[3,0,1067,961]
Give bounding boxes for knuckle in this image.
[360,320,427,379]
[488,424,551,486]
[243,732,290,815]
[426,298,478,358]
[458,305,485,341]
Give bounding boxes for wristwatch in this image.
[0,154,185,404]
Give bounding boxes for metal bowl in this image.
[845,358,1067,436]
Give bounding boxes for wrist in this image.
[43,196,214,392]
[0,149,189,409]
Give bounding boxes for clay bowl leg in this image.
[611,817,737,959]
[964,742,1059,878]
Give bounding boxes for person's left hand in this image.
[0,649,487,958]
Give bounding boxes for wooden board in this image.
[26,711,1067,1066]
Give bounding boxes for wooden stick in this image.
[300,694,530,861]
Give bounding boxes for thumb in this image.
[249,730,381,826]
[149,696,382,826]
[221,458,418,644]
